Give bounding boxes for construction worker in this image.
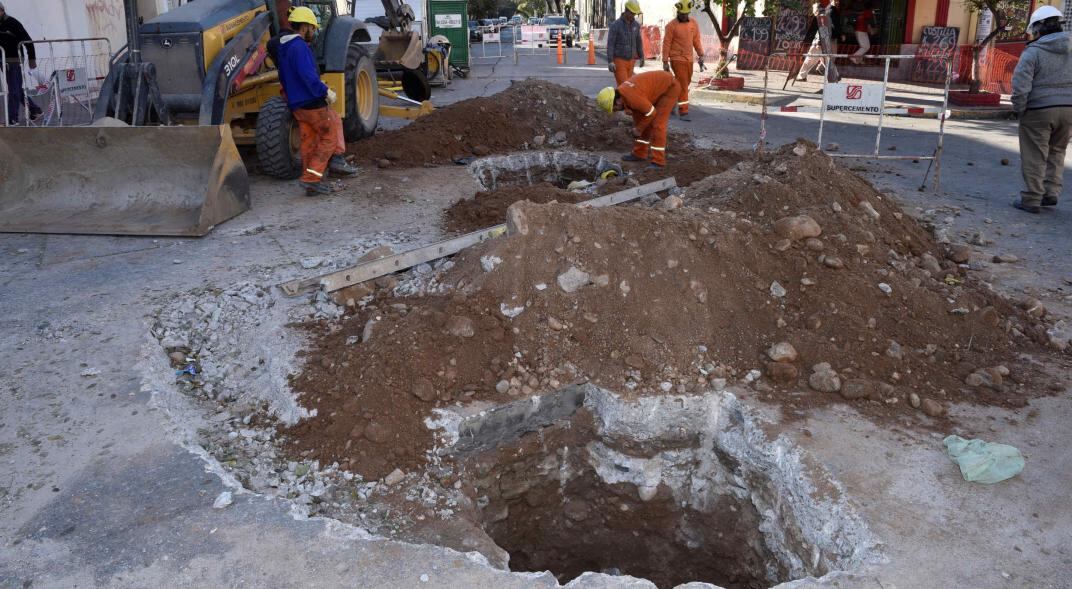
[606,0,645,86]
[596,71,680,167]
[661,0,704,121]
[267,6,358,196]
[1011,5,1072,213]
[0,2,43,125]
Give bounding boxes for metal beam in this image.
[278,177,677,296]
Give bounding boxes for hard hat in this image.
[596,86,616,113]
[289,6,320,29]
[624,0,642,15]
[674,0,692,14]
[1028,5,1062,29]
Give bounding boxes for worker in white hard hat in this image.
[267,6,358,196]
[606,0,645,86]
[1011,5,1072,213]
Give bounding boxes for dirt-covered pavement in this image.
[1,48,1070,589]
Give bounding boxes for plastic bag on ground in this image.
[943,435,1025,484]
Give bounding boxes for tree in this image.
[960,0,1030,93]
[701,0,800,78]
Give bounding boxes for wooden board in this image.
[737,16,773,70]
[279,177,677,296]
[911,26,958,84]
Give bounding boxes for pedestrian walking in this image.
[0,2,42,125]
[661,0,704,121]
[1011,6,1072,213]
[851,1,875,64]
[266,6,358,196]
[596,71,679,167]
[606,0,645,86]
[797,0,841,83]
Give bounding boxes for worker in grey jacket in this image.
[607,0,645,86]
[1011,6,1072,213]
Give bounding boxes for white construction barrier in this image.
[17,37,112,127]
[758,53,952,191]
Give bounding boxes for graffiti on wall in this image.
[86,0,124,45]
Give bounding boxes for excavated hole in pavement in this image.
[441,385,875,589]
[148,286,874,588]
[468,151,619,190]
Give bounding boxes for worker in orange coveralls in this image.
[661,0,704,121]
[596,71,680,167]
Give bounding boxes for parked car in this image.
[469,20,483,42]
[541,15,574,47]
[509,15,522,26]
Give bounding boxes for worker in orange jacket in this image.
[596,71,680,167]
[661,0,704,121]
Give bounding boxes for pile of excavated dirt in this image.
[285,141,1060,481]
[349,80,634,167]
[443,183,588,234]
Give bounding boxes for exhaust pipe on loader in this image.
[0,124,249,237]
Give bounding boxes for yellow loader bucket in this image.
[0,124,250,237]
[377,30,424,70]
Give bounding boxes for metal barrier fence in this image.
[474,25,505,59]
[17,37,112,127]
[515,25,551,53]
[758,53,951,191]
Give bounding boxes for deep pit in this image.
[437,386,875,588]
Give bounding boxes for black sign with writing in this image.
[738,16,773,70]
[774,10,809,52]
[911,26,959,83]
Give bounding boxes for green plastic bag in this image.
[943,435,1025,484]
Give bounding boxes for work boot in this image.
[301,181,332,196]
[329,154,359,176]
[1013,199,1041,214]
[1041,196,1058,207]
[679,113,691,121]
[622,154,645,162]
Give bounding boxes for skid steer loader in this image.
[0,0,384,236]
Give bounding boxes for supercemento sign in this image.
[824,83,883,114]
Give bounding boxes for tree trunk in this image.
[701,2,745,78]
[968,26,1002,94]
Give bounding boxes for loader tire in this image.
[256,96,302,180]
[343,43,379,142]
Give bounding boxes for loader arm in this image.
[199,11,273,125]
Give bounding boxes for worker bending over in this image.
[597,71,680,167]
[662,0,704,121]
[267,6,358,196]
[606,0,645,85]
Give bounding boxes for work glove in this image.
[662,61,670,71]
[608,62,616,73]
[326,88,337,105]
[697,57,706,71]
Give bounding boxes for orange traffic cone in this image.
[556,33,564,65]
[587,37,596,65]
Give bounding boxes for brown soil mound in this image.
[349,80,634,167]
[285,141,1055,481]
[443,183,588,234]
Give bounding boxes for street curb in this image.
[692,87,1014,120]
